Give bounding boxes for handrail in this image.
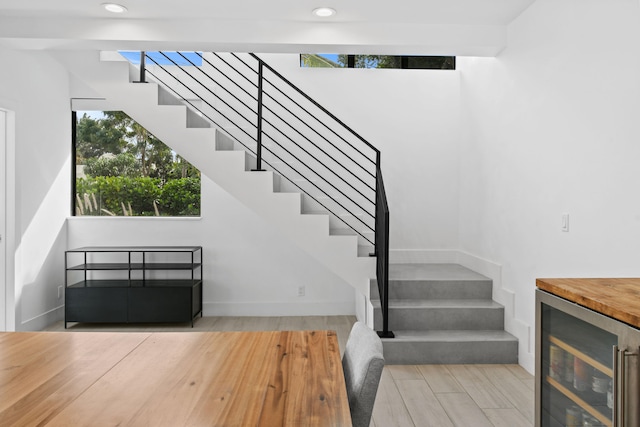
[249,53,380,156]
[375,161,394,338]
[138,51,393,337]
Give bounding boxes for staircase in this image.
[54,50,376,298]
[373,264,518,364]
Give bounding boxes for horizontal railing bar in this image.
[261,128,376,216]
[226,53,377,185]
[230,52,260,77]
[197,53,375,197]
[189,53,258,105]
[261,84,377,181]
[155,52,257,130]
[223,54,375,180]
[147,57,374,220]
[214,53,259,89]
[260,101,376,196]
[259,143,375,236]
[199,53,259,101]
[145,62,374,232]
[283,181,375,246]
[250,53,380,157]
[200,53,376,193]
[144,67,258,150]
[206,53,375,191]
[144,51,379,246]
[173,53,260,138]
[261,75,376,169]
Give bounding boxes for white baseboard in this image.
[204,300,355,317]
[23,305,64,331]
[389,249,459,264]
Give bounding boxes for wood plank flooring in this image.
[45,316,534,427]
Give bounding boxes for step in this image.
[371,263,493,300]
[330,228,374,249]
[381,330,518,364]
[373,299,505,331]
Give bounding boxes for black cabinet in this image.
[65,246,203,328]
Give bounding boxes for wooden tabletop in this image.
[536,278,640,329]
[0,330,352,427]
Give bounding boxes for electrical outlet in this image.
[58,286,63,299]
[297,286,305,297]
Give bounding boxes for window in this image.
[118,51,203,66]
[300,54,455,70]
[72,111,201,217]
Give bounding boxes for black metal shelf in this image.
[67,245,202,253]
[68,279,204,288]
[64,246,203,328]
[67,263,203,271]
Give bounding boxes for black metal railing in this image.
[137,51,393,337]
[375,161,394,338]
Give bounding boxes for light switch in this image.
[561,213,569,232]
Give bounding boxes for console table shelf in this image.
[65,246,203,328]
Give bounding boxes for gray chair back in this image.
[342,322,385,427]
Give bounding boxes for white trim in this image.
[389,249,459,264]
[455,250,534,374]
[19,305,64,331]
[0,105,16,331]
[203,300,355,317]
[0,110,5,331]
[67,216,202,222]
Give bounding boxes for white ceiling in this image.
[0,0,536,56]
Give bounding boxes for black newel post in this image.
[252,60,265,171]
[134,51,147,83]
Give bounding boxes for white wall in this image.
[0,46,71,330]
[458,0,640,372]
[67,176,356,316]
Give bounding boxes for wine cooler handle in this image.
[615,346,640,427]
[621,347,626,427]
[613,345,619,427]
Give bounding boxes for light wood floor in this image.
[45,316,534,427]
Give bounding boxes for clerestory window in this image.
[300,54,455,70]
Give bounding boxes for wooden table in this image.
[536,277,640,328]
[0,330,352,426]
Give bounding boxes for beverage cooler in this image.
[536,280,640,427]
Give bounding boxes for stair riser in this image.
[381,340,518,365]
[374,307,505,331]
[372,280,493,300]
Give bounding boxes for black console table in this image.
[64,246,203,328]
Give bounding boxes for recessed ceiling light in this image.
[313,7,336,18]
[102,3,128,13]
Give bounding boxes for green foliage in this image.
[168,156,201,179]
[335,55,455,69]
[75,111,201,217]
[300,54,342,68]
[337,55,401,69]
[158,178,201,216]
[76,176,200,217]
[84,153,138,178]
[102,111,169,178]
[76,113,126,162]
